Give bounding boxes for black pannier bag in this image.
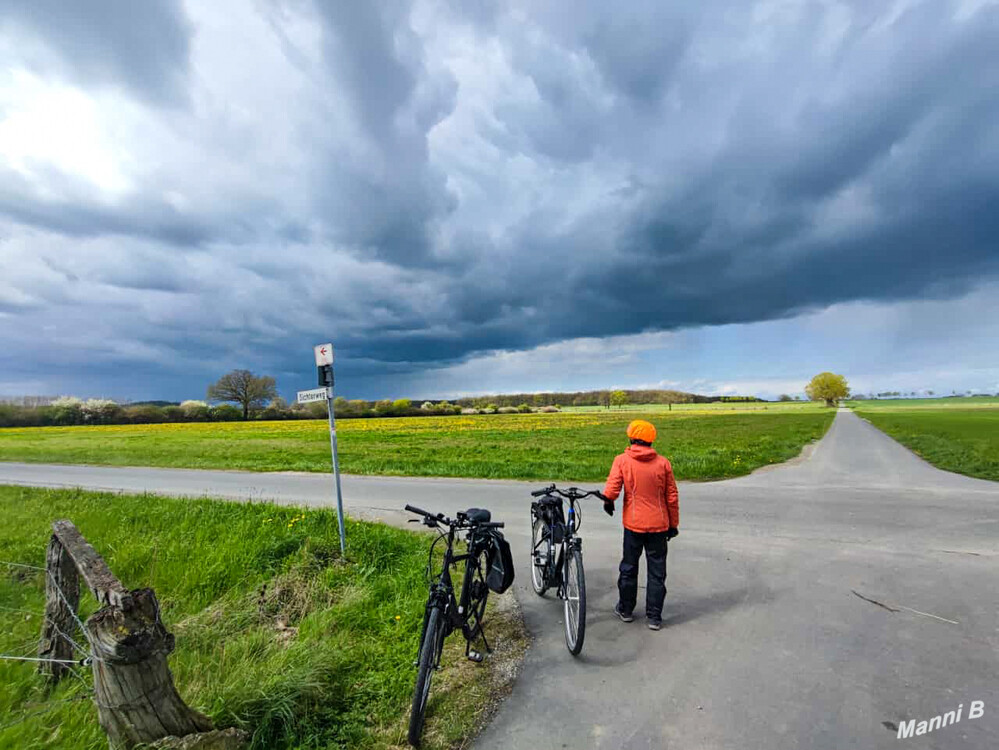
[484,529,515,594]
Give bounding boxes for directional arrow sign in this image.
[314,343,334,367]
[297,387,329,404]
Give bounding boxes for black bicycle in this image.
[529,485,601,655]
[404,504,513,747]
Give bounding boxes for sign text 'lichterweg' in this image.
[297,387,329,404]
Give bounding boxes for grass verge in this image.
[854,406,999,482]
[0,410,835,482]
[0,486,527,749]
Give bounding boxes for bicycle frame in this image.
[531,485,595,599]
[418,519,492,662]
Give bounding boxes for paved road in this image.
[1,410,997,749]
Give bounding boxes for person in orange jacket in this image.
[598,419,679,630]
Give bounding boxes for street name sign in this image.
[297,387,330,404]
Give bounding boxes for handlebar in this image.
[404,505,504,529]
[530,485,605,501]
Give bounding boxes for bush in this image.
[180,400,210,421]
[517,403,532,413]
[497,406,518,414]
[259,397,292,421]
[81,399,121,424]
[305,402,328,419]
[123,405,164,424]
[210,404,242,421]
[539,405,560,413]
[161,406,185,422]
[50,396,83,425]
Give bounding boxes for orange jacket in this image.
[603,444,679,533]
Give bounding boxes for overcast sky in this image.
[1,0,998,402]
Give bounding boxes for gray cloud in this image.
[0,0,193,105]
[1,0,998,400]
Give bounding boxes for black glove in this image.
[665,527,679,540]
[603,501,615,517]
[594,491,608,501]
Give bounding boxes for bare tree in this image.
[207,370,278,419]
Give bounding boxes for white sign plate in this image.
[297,387,329,404]
[314,343,334,367]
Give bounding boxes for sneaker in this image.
[648,617,662,631]
[614,604,634,623]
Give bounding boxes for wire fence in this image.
[0,559,97,732]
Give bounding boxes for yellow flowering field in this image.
[0,410,833,481]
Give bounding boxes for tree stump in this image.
[87,587,213,746]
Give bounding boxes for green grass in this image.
[853,403,999,482]
[0,486,526,750]
[0,411,835,482]
[846,396,999,410]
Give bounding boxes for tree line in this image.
[0,395,464,428]
[452,389,762,409]
[3,369,855,429]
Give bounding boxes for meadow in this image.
[0,486,525,750]
[0,410,835,482]
[851,398,999,481]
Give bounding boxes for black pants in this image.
[617,529,668,619]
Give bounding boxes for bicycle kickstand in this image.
[466,630,491,663]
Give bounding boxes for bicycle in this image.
[529,485,601,655]
[404,504,512,747]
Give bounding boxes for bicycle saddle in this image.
[465,507,492,524]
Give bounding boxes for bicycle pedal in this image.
[467,650,485,663]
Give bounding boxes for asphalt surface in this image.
[1,410,997,749]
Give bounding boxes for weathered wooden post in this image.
[38,533,81,682]
[39,520,247,750]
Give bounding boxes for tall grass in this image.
[0,486,525,749]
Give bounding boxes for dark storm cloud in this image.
[0,0,192,105]
[306,2,458,265]
[2,0,999,400]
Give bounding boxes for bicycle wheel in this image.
[530,515,549,596]
[563,546,586,655]
[408,605,444,747]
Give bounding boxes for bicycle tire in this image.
[408,605,444,747]
[530,515,549,596]
[563,546,586,655]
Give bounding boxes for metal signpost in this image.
[298,343,346,555]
